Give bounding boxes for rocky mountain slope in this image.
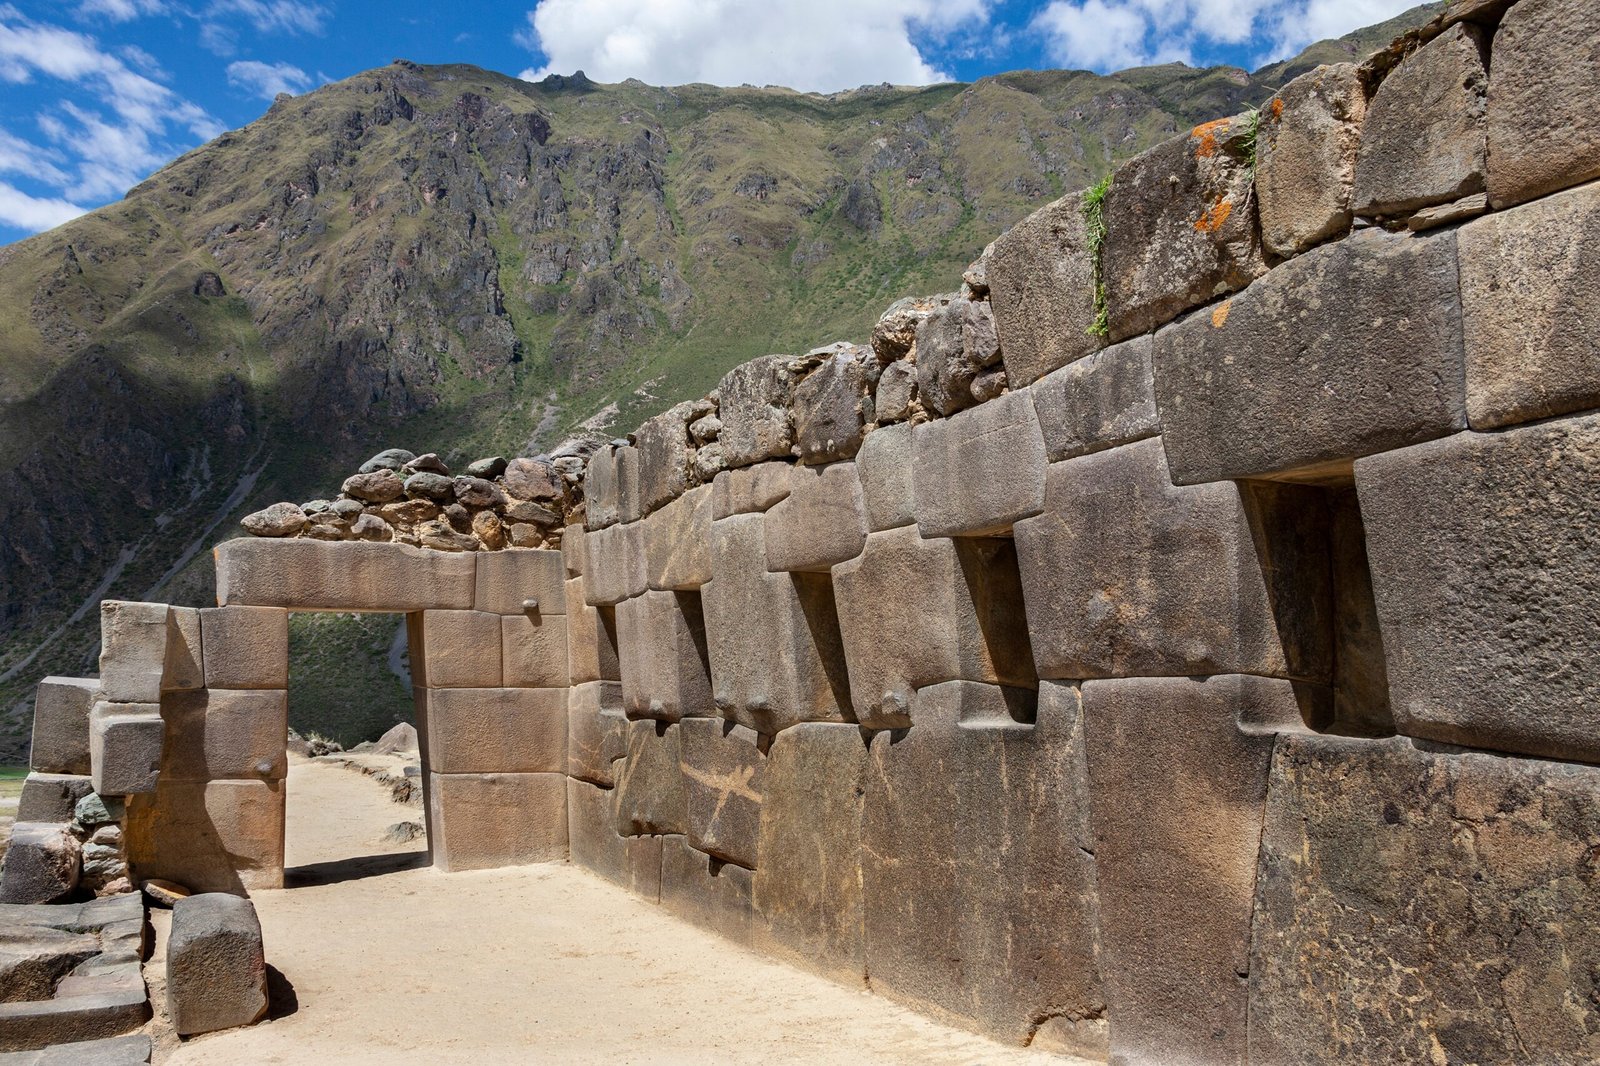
[0,4,1443,756]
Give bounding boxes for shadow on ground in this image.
[285,850,429,888]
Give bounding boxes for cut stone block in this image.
[198,607,287,690]
[423,688,566,775]
[1154,227,1465,484]
[710,460,791,519]
[678,718,765,869]
[703,514,853,735]
[0,825,81,905]
[414,610,502,689]
[565,777,625,887]
[564,577,620,685]
[1255,63,1365,259]
[833,526,1036,728]
[854,421,915,532]
[752,722,867,985]
[566,682,626,787]
[166,893,267,1037]
[988,190,1103,388]
[29,677,97,776]
[98,602,169,705]
[581,522,647,607]
[762,462,868,573]
[474,548,566,615]
[716,354,800,467]
[124,779,285,893]
[1103,114,1265,342]
[0,1034,152,1064]
[660,835,753,947]
[1358,415,1600,762]
[583,444,639,530]
[88,704,163,798]
[634,402,695,516]
[872,359,916,424]
[561,521,585,576]
[0,988,149,1055]
[1460,181,1600,430]
[214,539,475,611]
[427,772,567,872]
[1083,674,1306,1066]
[163,608,204,693]
[615,591,712,722]
[15,774,94,824]
[863,681,1105,1054]
[501,613,568,689]
[1030,335,1158,463]
[159,690,287,783]
[643,484,712,591]
[624,835,663,904]
[912,390,1046,537]
[612,720,687,837]
[1486,0,1600,208]
[793,350,868,464]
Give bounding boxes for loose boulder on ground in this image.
[166,894,268,1037]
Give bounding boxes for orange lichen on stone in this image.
[1191,118,1231,158]
[1195,198,1234,234]
[1211,301,1232,328]
[1271,97,1285,122]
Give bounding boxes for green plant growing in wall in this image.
[1083,174,1112,338]
[1239,106,1263,173]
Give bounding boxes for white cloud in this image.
[0,127,69,185]
[77,0,168,21]
[0,180,86,231]
[516,0,989,93]
[227,58,312,98]
[207,0,328,34]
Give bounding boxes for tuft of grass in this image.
[1083,174,1113,338]
[1240,106,1263,173]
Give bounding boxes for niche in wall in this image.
[597,604,621,683]
[954,533,1040,725]
[791,571,855,718]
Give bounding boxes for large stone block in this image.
[615,591,712,722]
[414,610,502,689]
[660,835,754,947]
[988,190,1103,388]
[0,825,80,905]
[214,539,476,611]
[163,607,204,692]
[583,444,639,530]
[913,294,992,417]
[198,607,287,690]
[1030,335,1158,463]
[561,521,585,577]
[762,462,868,573]
[88,704,163,798]
[566,681,626,786]
[1154,227,1465,484]
[793,350,868,463]
[1082,675,1306,1066]
[912,391,1046,537]
[1460,181,1600,430]
[702,515,853,735]
[581,522,647,607]
[854,421,914,532]
[1251,734,1600,1064]
[833,526,1035,728]
[0,1034,153,1063]
[1358,416,1600,762]
[643,484,712,591]
[423,688,566,775]
[125,779,285,893]
[474,548,566,615]
[1486,0,1600,208]
[160,689,287,783]
[612,720,687,837]
[716,354,800,467]
[634,402,695,516]
[428,772,567,872]
[678,718,765,869]
[15,773,94,824]
[565,777,625,886]
[752,722,867,984]
[1255,63,1365,259]
[863,682,1105,1053]
[1103,114,1265,342]
[564,577,619,685]
[0,994,149,1056]
[98,602,169,704]
[29,677,97,776]
[166,893,267,1037]
[709,460,791,518]
[501,613,567,688]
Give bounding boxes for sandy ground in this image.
[145,755,1088,1066]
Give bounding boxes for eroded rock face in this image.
[1255,63,1365,259]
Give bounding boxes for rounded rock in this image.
[240,502,307,538]
[342,470,405,503]
[358,448,416,474]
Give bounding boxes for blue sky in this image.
[0,0,1421,246]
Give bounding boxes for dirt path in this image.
[147,757,1086,1065]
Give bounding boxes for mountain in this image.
[0,4,1446,757]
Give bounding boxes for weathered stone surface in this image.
[1249,733,1600,1064]
[159,690,287,783]
[863,682,1105,1053]
[501,613,567,689]
[643,485,712,591]
[613,720,687,837]
[88,704,163,798]
[0,988,149,1054]
[1255,63,1365,259]
[423,688,566,775]
[415,610,502,689]
[660,835,753,947]
[703,515,853,735]
[615,591,713,722]
[198,607,287,690]
[1082,675,1305,1066]
[1459,182,1600,430]
[854,421,914,532]
[634,402,695,516]
[98,602,169,705]
[215,539,476,611]
[464,456,506,480]
[1407,191,1488,231]
[762,462,868,573]
[29,678,97,776]
[913,294,979,417]
[581,522,647,607]
[583,444,639,531]
[1154,228,1465,484]
[1358,415,1600,762]
[872,359,916,424]
[427,772,567,872]
[451,476,505,511]
[403,471,453,503]
[0,825,80,905]
[1103,114,1265,341]
[341,470,404,504]
[416,519,477,552]
[125,779,285,893]
[1030,335,1158,462]
[912,390,1046,537]
[752,723,866,984]
[1486,0,1600,208]
[473,548,565,615]
[0,1033,152,1064]
[565,778,625,887]
[678,718,765,870]
[166,893,267,1037]
[833,526,1036,728]
[870,295,937,364]
[162,609,203,694]
[15,774,93,824]
[793,351,868,464]
[716,355,799,467]
[566,681,626,787]
[988,190,1103,387]
[709,460,790,519]
[239,502,306,538]
[564,577,619,685]
[1354,24,1488,216]
[561,522,585,577]
[502,457,563,504]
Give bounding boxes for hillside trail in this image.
[145,755,1088,1065]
